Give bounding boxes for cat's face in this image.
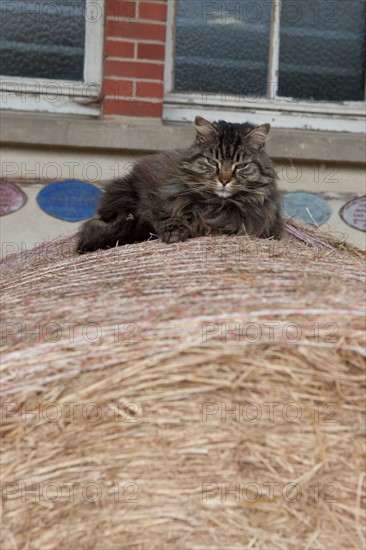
[183,116,273,201]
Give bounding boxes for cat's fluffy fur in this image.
[77,116,283,253]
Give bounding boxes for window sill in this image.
[1,110,365,164]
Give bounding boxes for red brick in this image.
[139,2,167,21]
[103,99,163,117]
[106,1,136,18]
[136,81,164,99]
[107,20,166,41]
[105,40,135,58]
[104,79,135,99]
[137,43,165,60]
[105,60,164,80]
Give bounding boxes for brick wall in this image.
[103,0,167,118]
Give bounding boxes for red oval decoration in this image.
[339,196,366,232]
[0,180,27,216]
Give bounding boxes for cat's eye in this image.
[236,162,249,171]
[206,158,218,166]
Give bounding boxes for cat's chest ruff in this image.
[192,199,247,232]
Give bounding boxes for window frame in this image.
[163,0,366,132]
[0,0,105,116]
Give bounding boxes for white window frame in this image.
[163,0,366,132]
[0,0,105,116]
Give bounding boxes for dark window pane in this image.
[0,0,86,81]
[278,0,366,101]
[174,0,271,98]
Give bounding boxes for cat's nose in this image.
[220,173,231,186]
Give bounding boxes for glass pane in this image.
[174,0,271,98]
[278,0,366,101]
[0,0,86,81]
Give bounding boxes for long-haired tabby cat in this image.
[76,116,283,253]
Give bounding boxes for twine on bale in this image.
[1,219,365,550]
[283,217,365,258]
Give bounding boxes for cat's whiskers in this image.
[242,187,265,195]
[176,185,209,197]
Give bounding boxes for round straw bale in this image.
[1,223,365,549]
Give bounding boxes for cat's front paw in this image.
[76,218,109,253]
[160,226,191,244]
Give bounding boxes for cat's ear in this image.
[245,123,271,151]
[195,116,218,143]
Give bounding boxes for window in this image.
[0,0,104,115]
[164,0,366,131]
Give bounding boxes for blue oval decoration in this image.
[0,180,27,216]
[282,191,332,226]
[36,180,102,222]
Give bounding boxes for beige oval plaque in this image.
[339,196,366,232]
